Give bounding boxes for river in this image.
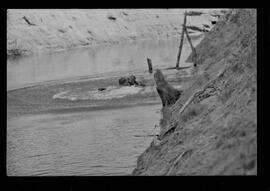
[7,35,203,176]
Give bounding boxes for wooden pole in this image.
[147,58,153,73]
[175,12,187,69]
[183,26,197,67]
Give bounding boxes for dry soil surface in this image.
[7,9,224,57]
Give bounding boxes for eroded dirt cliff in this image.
[132,9,257,175]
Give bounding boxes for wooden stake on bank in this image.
[175,12,187,69]
[147,58,153,73]
[175,11,197,69]
[183,25,197,67]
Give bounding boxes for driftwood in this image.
[154,69,182,107]
[119,75,139,86]
[164,66,192,70]
[178,91,197,115]
[98,87,106,91]
[185,25,209,33]
[118,75,145,87]
[147,58,153,73]
[22,16,36,26]
[185,11,203,16]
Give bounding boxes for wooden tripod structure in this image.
[175,12,197,69]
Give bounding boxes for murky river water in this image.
[7,36,202,91]
[7,104,161,176]
[7,36,203,176]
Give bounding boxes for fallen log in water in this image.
[154,69,182,107]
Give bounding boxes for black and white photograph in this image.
[6,8,257,176]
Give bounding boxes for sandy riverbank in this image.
[7,9,224,57]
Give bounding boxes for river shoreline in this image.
[7,64,199,119]
[7,34,203,92]
[7,9,223,58]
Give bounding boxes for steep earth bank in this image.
[132,9,257,175]
[7,9,223,57]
